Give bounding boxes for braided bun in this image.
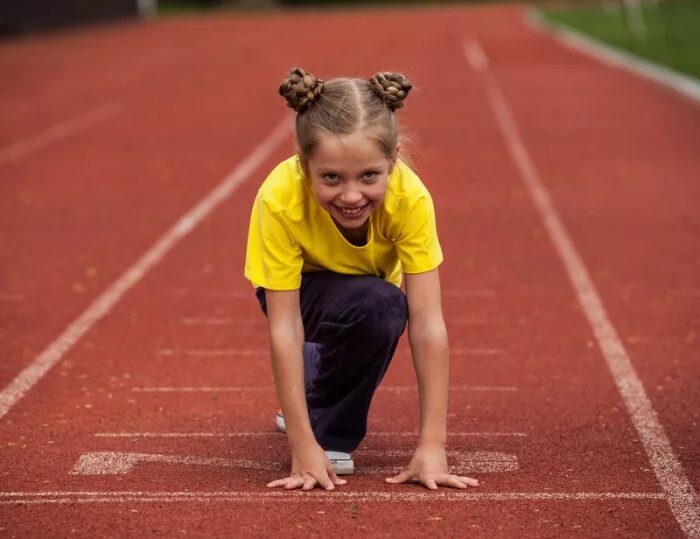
[368,72,412,111]
[279,67,324,113]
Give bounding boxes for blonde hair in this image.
[278,67,412,166]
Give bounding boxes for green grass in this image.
[541,0,700,81]
[157,1,226,14]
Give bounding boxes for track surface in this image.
[1,4,698,537]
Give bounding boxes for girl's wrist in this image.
[417,434,447,450]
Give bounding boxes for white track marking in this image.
[0,490,665,505]
[0,119,291,421]
[158,348,505,359]
[527,10,700,105]
[94,431,527,438]
[71,452,283,475]
[396,348,506,356]
[463,38,700,538]
[132,387,272,393]
[381,385,516,393]
[131,385,516,393]
[70,450,517,476]
[0,102,122,164]
[360,450,518,474]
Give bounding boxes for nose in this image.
[339,184,363,206]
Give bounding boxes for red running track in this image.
[0,4,698,537]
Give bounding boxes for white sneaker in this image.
[275,408,286,433]
[325,450,354,475]
[274,409,354,475]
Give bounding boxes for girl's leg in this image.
[299,272,408,452]
[256,272,408,453]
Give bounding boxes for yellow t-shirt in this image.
[244,155,443,290]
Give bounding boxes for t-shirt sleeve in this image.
[244,195,303,290]
[395,193,444,274]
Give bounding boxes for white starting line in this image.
[155,348,507,358]
[131,385,517,393]
[70,450,518,476]
[94,431,528,438]
[0,490,665,505]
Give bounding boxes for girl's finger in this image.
[284,476,305,490]
[424,478,439,490]
[458,476,480,487]
[385,470,414,484]
[302,477,317,491]
[328,469,348,486]
[318,473,335,491]
[267,478,290,488]
[445,476,468,489]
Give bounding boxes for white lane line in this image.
[526,10,700,105]
[0,102,122,164]
[0,490,665,505]
[131,385,516,393]
[70,450,517,476]
[0,118,292,421]
[94,431,527,438]
[463,38,700,538]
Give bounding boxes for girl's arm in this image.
[264,289,346,491]
[385,269,479,490]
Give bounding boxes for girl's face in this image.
[305,131,397,232]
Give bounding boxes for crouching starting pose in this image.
[244,67,479,492]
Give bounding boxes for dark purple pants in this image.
[256,271,408,452]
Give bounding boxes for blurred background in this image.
[1,0,698,80]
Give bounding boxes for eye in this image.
[362,171,378,181]
[323,173,339,183]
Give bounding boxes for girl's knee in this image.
[352,279,407,339]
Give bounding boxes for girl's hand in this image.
[267,442,348,491]
[385,444,479,490]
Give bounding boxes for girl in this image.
[244,67,479,492]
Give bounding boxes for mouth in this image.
[334,203,370,219]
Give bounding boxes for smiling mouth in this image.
[335,203,369,218]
